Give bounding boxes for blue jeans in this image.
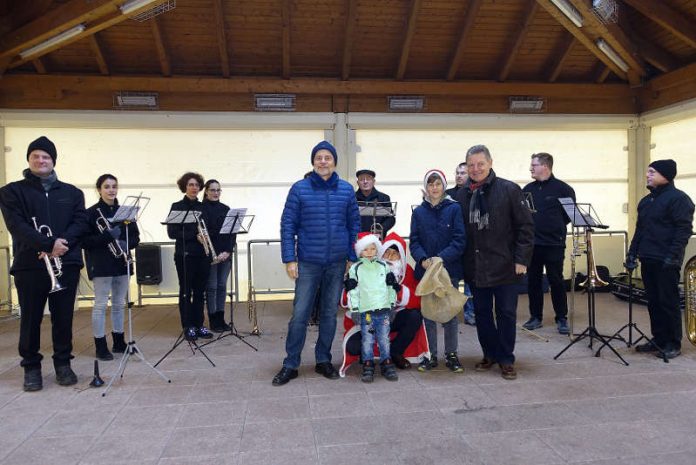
[360,309,391,363]
[92,275,129,337]
[471,283,519,365]
[206,258,232,317]
[283,261,344,370]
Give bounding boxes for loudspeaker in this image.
[135,244,162,285]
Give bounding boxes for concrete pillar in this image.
[626,123,651,239]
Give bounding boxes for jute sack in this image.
[415,257,468,323]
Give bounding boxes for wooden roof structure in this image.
[0,0,695,114]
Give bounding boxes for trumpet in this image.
[31,217,64,293]
[195,214,219,264]
[96,208,129,266]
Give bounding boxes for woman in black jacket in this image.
[83,174,140,360]
[201,180,237,332]
[167,172,213,341]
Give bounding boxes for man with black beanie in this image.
[0,136,88,391]
[627,159,694,359]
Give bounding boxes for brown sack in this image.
[415,257,468,323]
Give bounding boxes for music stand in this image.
[154,208,216,368]
[102,194,171,396]
[553,199,629,366]
[357,201,396,239]
[199,209,258,351]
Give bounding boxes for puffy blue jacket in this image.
[409,197,466,283]
[281,171,360,264]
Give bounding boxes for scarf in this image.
[468,182,489,230]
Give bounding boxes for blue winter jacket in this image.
[409,197,466,283]
[281,171,361,264]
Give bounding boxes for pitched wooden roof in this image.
[1,0,695,114]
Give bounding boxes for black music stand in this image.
[357,201,396,239]
[102,194,171,396]
[155,208,215,368]
[199,210,258,352]
[553,199,629,366]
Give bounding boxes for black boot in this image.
[210,312,231,332]
[94,337,114,361]
[380,359,399,381]
[112,332,127,353]
[23,367,43,392]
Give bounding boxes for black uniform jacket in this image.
[355,188,395,235]
[522,175,575,247]
[455,170,535,288]
[83,199,141,279]
[0,169,88,273]
[628,182,694,266]
[166,196,207,257]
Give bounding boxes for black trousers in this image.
[15,266,80,370]
[174,254,210,329]
[641,258,682,350]
[527,245,568,321]
[346,308,422,357]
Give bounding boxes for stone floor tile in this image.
[312,416,393,446]
[379,410,460,439]
[247,377,308,399]
[161,424,243,458]
[239,447,317,465]
[317,443,401,465]
[368,387,437,414]
[425,384,497,411]
[245,396,310,423]
[105,404,184,433]
[190,381,251,403]
[394,436,482,465]
[2,434,96,465]
[463,430,564,465]
[177,400,247,427]
[159,455,237,465]
[239,419,315,452]
[86,428,171,462]
[309,392,377,419]
[34,406,120,437]
[127,384,195,407]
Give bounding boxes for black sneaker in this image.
[55,365,77,386]
[557,319,570,335]
[445,353,464,373]
[656,348,681,359]
[417,356,438,372]
[211,321,231,332]
[315,362,339,380]
[184,327,197,341]
[635,340,659,353]
[522,317,542,330]
[23,368,42,392]
[196,327,214,339]
[272,367,298,386]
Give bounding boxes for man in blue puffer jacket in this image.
[272,141,361,386]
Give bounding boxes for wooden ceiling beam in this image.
[89,33,110,75]
[594,63,611,83]
[396,0,422,80]
[536,0,627,80]
[647,61,696,91]
[446,0,483,81]
[211,0,230,78]
[32,57,47,74]
[341,0,358,81]
[498,0,538,82]
[619,12,679,74]
[622,0,696,49]
[547,34,575,82]
[0,74,636,99]
[0,0,53,37]
[5,0,173,70]
[150,16,171,76]
[568,0,646,77]
[282,0,291,79]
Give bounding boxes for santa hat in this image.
[354,232,382,257]
[423,169,447,191]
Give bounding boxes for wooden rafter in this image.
[150,16,171,76]
[212,0,230,78]
[0,74,635,99]
[622,0,696,49]
[648,61,696,91]
[89,33,109,75]
[535,0,627,80]
[281,0,291,79]
[568,0,646,77]
[446,0,483,81]
[396,0,422,80]
[4,0,173,70]
[341,0,358,81]
[595,63,611,83]
[619,17,678,73]
[498,0,538,82]
[32,57,47,74]
[547,34,576,82]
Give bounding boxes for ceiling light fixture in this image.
[254,94,296,111]
[113,91,159,109]
[19,24,86,59]
[120,0,159,15]
[509,96,546,113]
[549,0,584,28]
[596,38,629,72]
[387,96,424,112]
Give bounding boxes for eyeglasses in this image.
[530,164,542,167]
[207,188,221,193]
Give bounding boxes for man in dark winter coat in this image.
[627,159,694,359]
[273,141,361,386]
[455,144,534,380]
[0,136,88,391]
[522,153,575,335]
[355,169,395,238]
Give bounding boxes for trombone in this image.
[31,217,64,293]
[96,208,130,266]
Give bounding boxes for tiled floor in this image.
[0,293,694,465]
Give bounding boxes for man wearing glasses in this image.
[522,153,575,335]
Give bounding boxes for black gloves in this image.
[624,255,638,271]
[344,278,358,291]
[385,272,401,292]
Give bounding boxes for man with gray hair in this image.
[455,145,534,380]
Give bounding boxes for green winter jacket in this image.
[347,257,396,312]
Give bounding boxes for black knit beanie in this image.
[649,159,677,182]
[26,136,57,165]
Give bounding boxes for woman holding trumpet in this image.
[167,172,214,341]
[83,174,140,361]
[201,179,236,332]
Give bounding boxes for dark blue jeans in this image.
[283,261,344,370]
[206,258,232,317]
[360,309,391,363]
[471,283,519,365]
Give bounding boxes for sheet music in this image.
[357,201,396,218]
[559,198,598,228]
[222,208,248,234]
[162,210,198,224]
[110,205,139,223]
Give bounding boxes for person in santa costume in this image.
[339,231,428,377]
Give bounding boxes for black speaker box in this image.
[135,244,162,285]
